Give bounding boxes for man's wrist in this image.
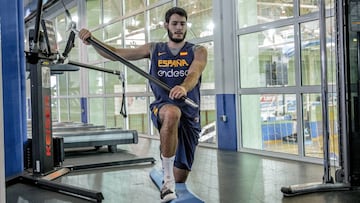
[179,85,187,93]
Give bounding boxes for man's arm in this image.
[169,45,208,100]
[78,28,151,60]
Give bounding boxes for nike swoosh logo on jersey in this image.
[158,52,166,56]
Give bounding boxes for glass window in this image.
[59,98,69,121]
[301,18,336,86]
[124,14,148,93]
[237,1,294,28]
[89,97,105,125]
[106,97,126,128]
[241,94,298,154]
[148,0,160,6]
[200,41,215,90]
[199,95,216,144]
[302,93,338,159]
[123,0,145,15]
[103,0,122,23]
[127,96,148,133]
[178,0,213,39]
[239,26,295,88]
[87,0,102,28]
[104,61,123,94]
[300,0,334,16]
[124,13,145,47]
[52,68,81,96]
[68,72,80,95]
[148,3,172,42]
[58,73,67,96]
[125,60,148,93]
[104,21,123,48]
[69,98,81,122]
[88,64,104,95]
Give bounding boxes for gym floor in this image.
[6,137,360,203]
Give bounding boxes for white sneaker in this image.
[160,180,176,202]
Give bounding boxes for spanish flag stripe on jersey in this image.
[180,52,188,56]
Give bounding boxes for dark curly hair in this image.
[165,7,187,23]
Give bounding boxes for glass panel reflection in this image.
[89,97,104,125]
[104,61,123,94]
[86,0,101,28]
[104,21,123,49]
[303,93,338,160]
[239,26,295,88]
[105,97,126,128]
[123,0,145,15]
[68,72,80,96]
[88,67,104,95]
[103,0,122,23]
[69,98,81,122]
[301,19,336,86]
[200,41,215,90]
[242,94,298,154]
[149,3,172,42]
[127,96,148,134]
[199,95,216,144]
[178,0,213,39]
[237,1,294,28]
[124,14,147,93]
[300,0,334,16]
[59,98,69,121]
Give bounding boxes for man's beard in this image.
[168,30,187,43]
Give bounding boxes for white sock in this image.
[161,154,175,186]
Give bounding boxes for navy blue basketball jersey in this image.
[149,42,201,120]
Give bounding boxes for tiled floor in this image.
[6,137,360,203]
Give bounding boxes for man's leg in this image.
[173,119,199,184]
[159,104,181,202]
[159,104,180,157]
[174,167,189,183]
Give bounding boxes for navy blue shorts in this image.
[151,104,200,171]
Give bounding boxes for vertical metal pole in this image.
[0,17,6,203]
[319,0,332,183]
[335,0,350,184]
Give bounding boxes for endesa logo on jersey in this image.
[157,69,188,77]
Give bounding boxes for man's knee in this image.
[161,105,181,122]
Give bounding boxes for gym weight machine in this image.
[7,1,156,202]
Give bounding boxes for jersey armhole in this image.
[149,42,157,59]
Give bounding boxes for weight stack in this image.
[53,136,64,167]
[23,137,65,169]
[23,139,32,169]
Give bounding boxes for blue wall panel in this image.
[1,0,26,177]
[216,94,237,151]
[81,97,88,123]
